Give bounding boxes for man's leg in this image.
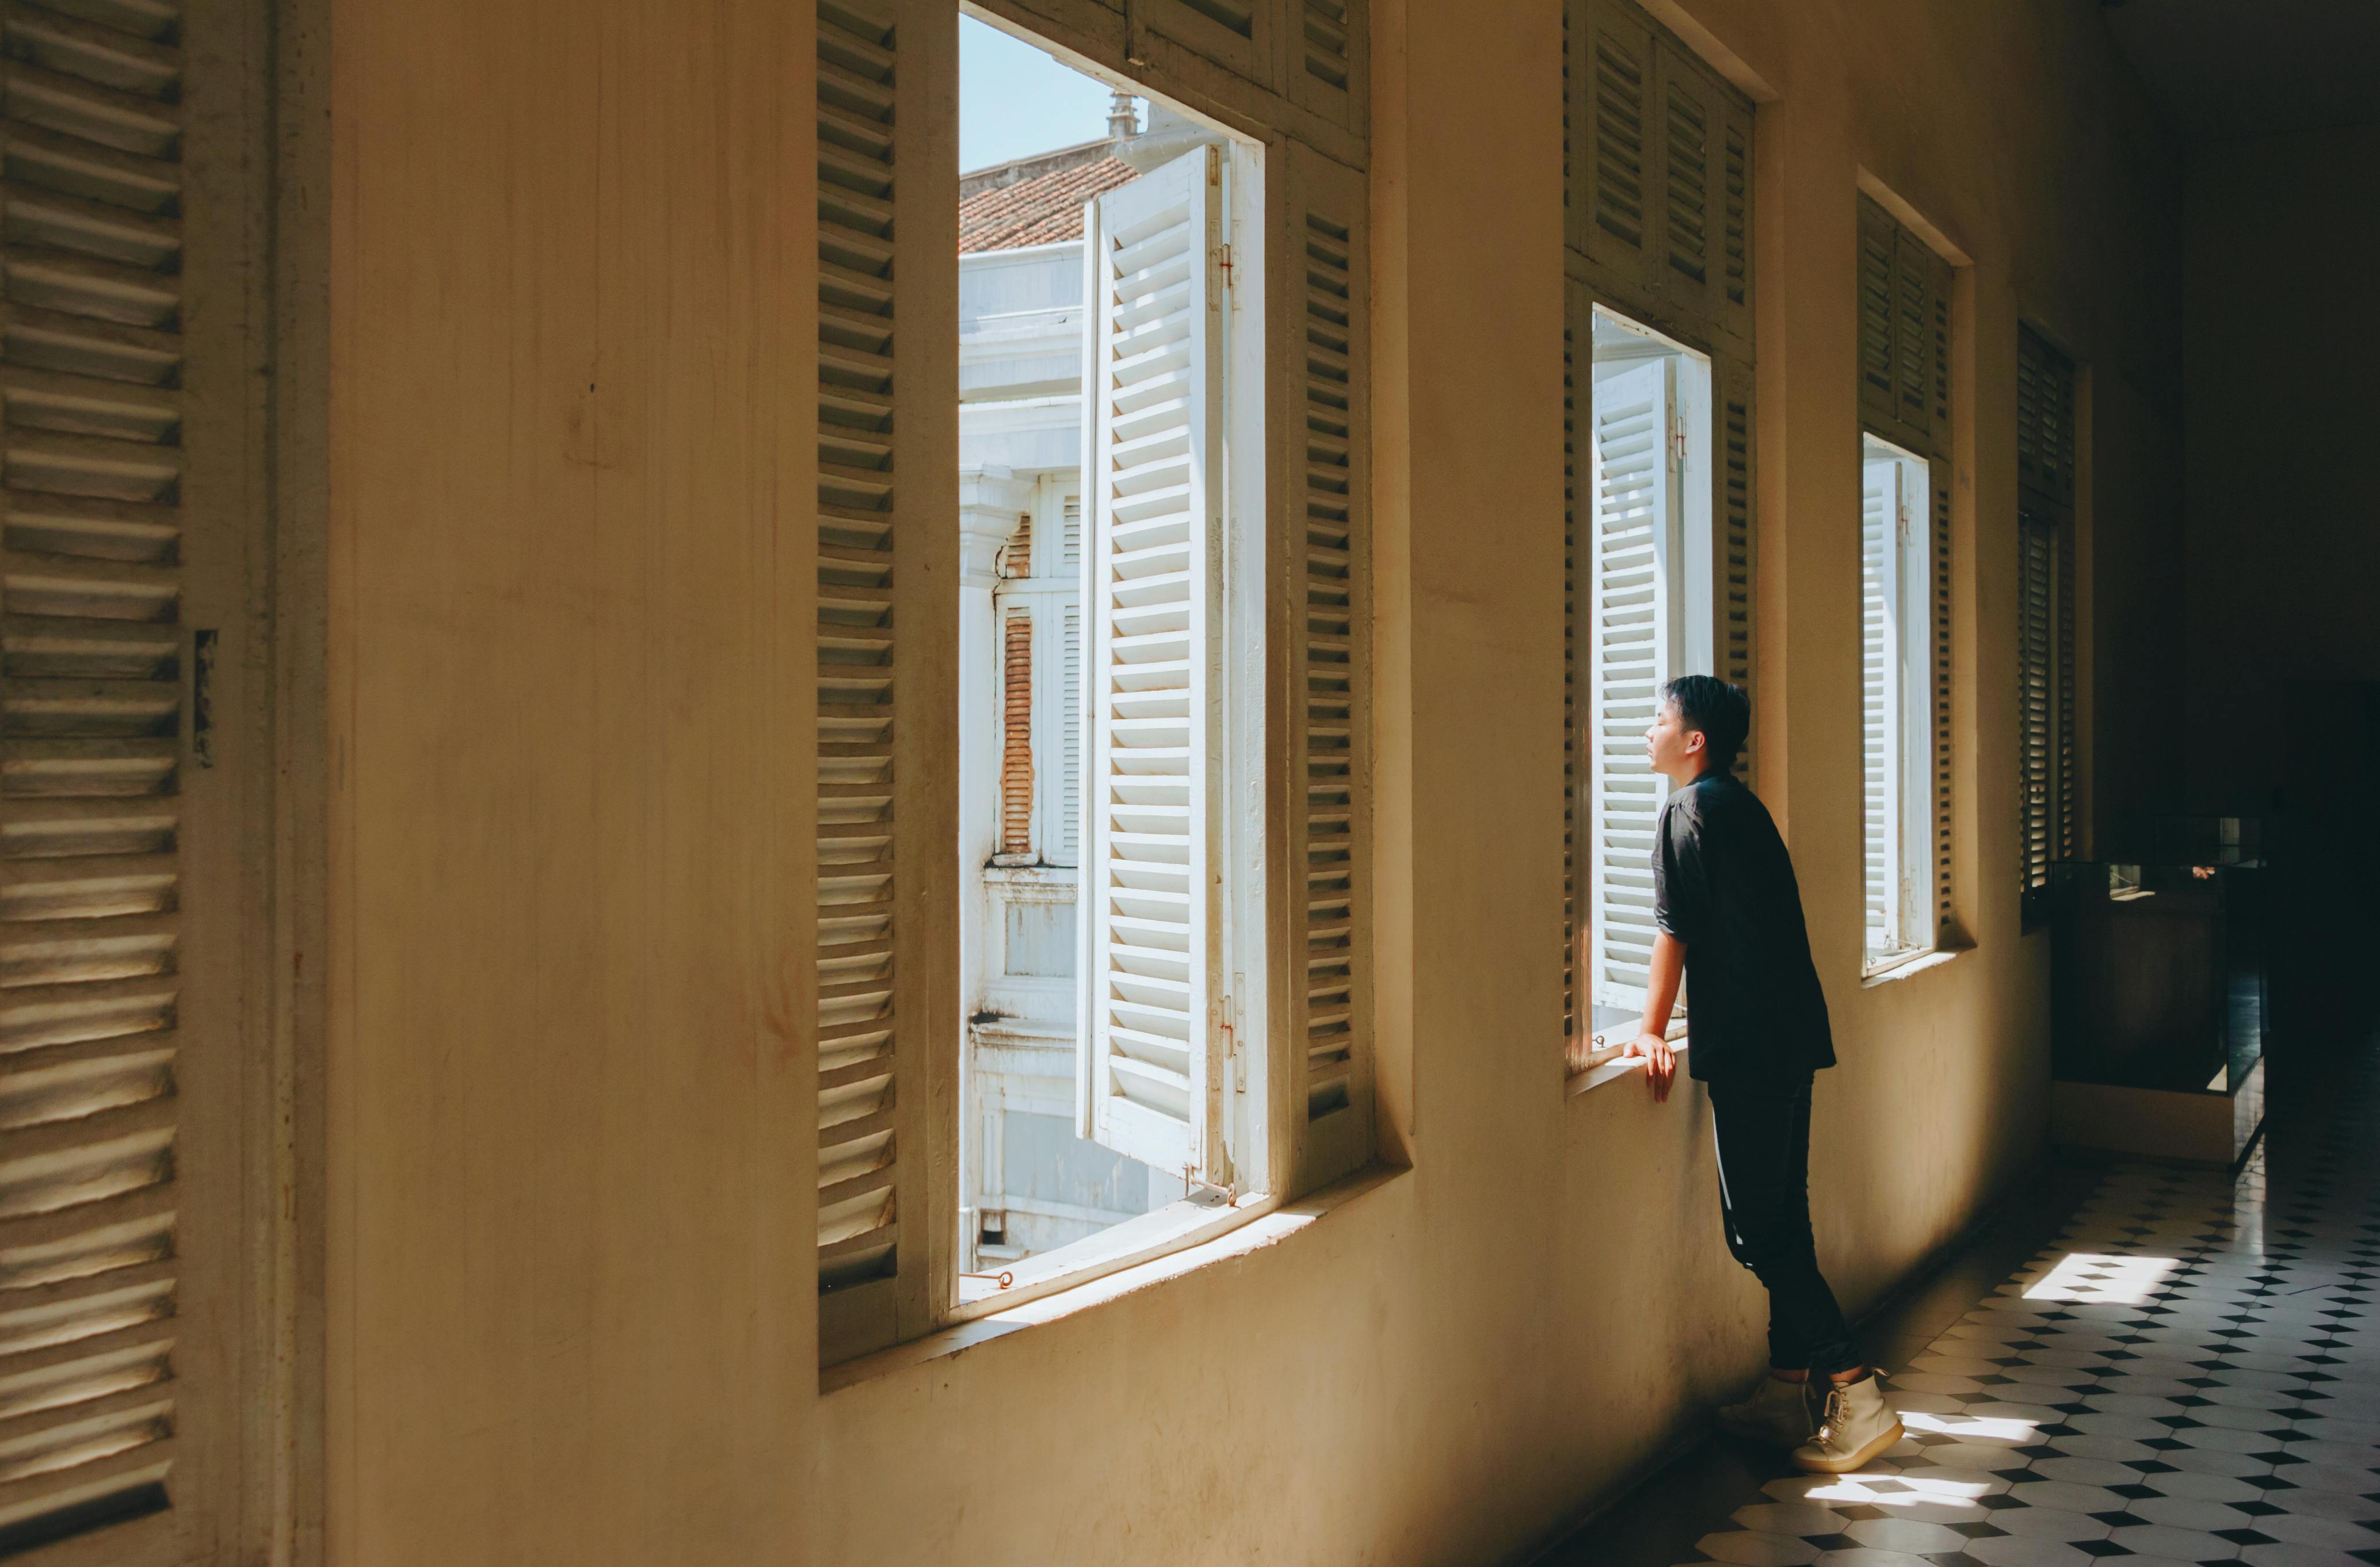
[1712,1075,1902,1471]
[1710,1074,1857,1377]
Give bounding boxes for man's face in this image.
[1644,697,1706,782]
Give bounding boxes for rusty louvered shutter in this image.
[998,609,1033,857]
[0,0,221,1558]
[1287,145,1371,1189]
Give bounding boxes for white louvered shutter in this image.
[1078,148,1227,1180]
[1058,496,1082,867]
[1588,356,1676,1012]
[1861,456,1902,957]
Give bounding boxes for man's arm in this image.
[1624,930,1685,1102]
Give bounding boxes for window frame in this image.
[817,0,1378,1368]
[1577,307,1717,1038]
[1561,0,1758,1078]
[1852,189,1961,960]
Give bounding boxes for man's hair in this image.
[1662,674,1750,770]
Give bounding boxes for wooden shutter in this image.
[1930,454,1954,937]
[1288,146,1370,1190]
[2016,327,2077,924]
[1078,147,1227,1181]
[815,0,901,1331]
[1718,99,1751,344]
[2017,519,2056,914]
[2055,522,2076,866]
[1128,0,1269,95]
[1856,197,1898,430]
[0,0,242,1557]
[1859,192,1958,937]
[1655,49,1746,334]
[816,0,956,1363]
[1860,456,1901,957]
[1856,194,1952,459]
[1577,0,1656,296]
[1562,286,1582,1049]
[1588,356,1675,1013]
[1290,0,1365,134]
[1719,353,1753,781]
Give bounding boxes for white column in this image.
[956,464,1033,1268]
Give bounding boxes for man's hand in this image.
[1624,1031,1679,1102]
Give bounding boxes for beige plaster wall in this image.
[322,0,2182,1563]
[324,0,818,1561]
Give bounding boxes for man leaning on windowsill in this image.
[1619,674,1905,1476]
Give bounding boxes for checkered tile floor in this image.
[1679,1055,2380,1567]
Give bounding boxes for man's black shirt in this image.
[1652,767,1834,1085]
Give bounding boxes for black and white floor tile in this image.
[1679,1054,2380,1567]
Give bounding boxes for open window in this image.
[820,0,1371,1364]
[1860,437,1937,969]
[949,17,1280,1305]
[1581,308,1714,1027]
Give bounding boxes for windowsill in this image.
[820,1162,1406,1394]
[1565,1016,1690,1100]
[1859,942,1967,988]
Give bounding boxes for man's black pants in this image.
[1709,1072,1858,1376]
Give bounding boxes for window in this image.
[815,0,1374,1366]
[1854,191,1959,953]
[1861,437,1936,968]
[1581,309,1716,1023]
[2016,326,2078,926]
[1562,0,1756,1068]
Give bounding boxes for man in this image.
[1620,674,1902,1475]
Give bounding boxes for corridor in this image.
[1550,1044,2380,1567]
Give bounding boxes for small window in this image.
[1860,436,1936,969]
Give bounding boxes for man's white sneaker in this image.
[1715,1374,1814,1448]
[1790,1374,1903,1473]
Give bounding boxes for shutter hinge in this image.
[1218,243,1234,289]
[1897,495,1910,545]
[1670,413,1687,467]
[1223,987,1247,1092]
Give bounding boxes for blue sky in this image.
[960,14,1141,172]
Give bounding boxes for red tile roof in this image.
[959,156,1141,253]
